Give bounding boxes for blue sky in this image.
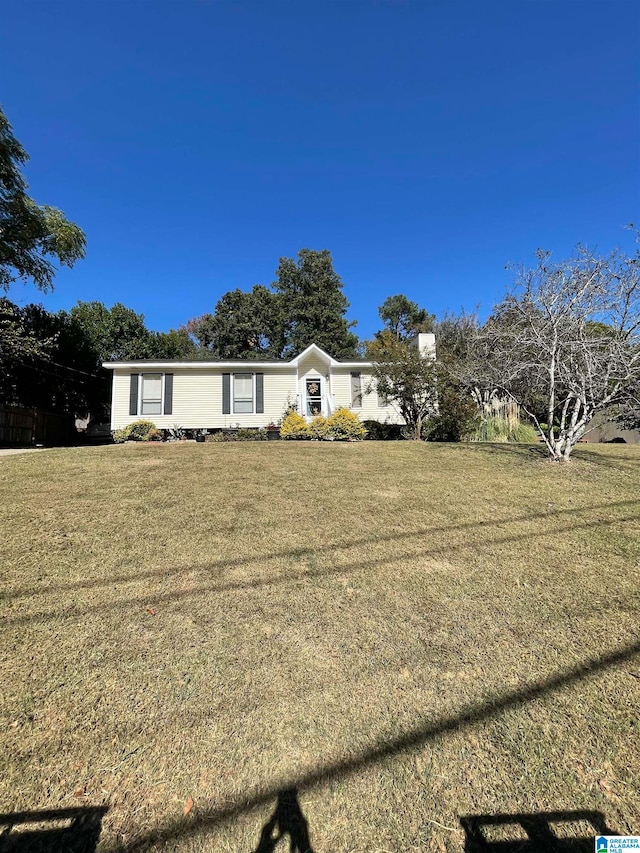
[2,0,638,339]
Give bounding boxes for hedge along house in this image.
[103,336,436,433]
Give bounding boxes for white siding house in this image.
[104,337,435,432]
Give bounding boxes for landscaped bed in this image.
[1,442,639,851]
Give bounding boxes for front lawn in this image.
[1,442,639,851]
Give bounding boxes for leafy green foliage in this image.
[423,386,481,442]
[186,285,282,359]
[113,419,157,443]
[236,428,269,441]
[366,331,437,440]
[0,298,108,415]
[185,248,361,360]
[0,107,85,292]
[273,249,359,358]
[473,416,538,443]
[68,301,154,362]
[362,420,405,440]
[378,294,435,341]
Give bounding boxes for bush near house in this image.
[280,410,311,439]
[327,407,367,441]
[362,420,405,440]
[113,419,158,443]
[308,415,329,440]
[280,408,367,441]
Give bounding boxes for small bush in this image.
[280,411,310,439]
[511,422,539,443]
[327,408,366,441]
[206,431,226,443]
[473,416,539,443]
[113,419,158,443]
[308,416,329,440]
[236,428,268,441]
[363,420,405,440]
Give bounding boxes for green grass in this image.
[1,442,639,852]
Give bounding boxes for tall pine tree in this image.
[273,249,359,358]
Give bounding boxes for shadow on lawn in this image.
[0,806,107,853]
[468,440,640,471]
[101,638,639,852]
[5,497,638,605]
[5,501,639,629]
[461,809,615,852]
[252,788,315,853]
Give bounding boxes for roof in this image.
[103,343,372,370]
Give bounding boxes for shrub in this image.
[327,407,366,441]
[113,419,157,443]
[308,416,329,440]
[280,411,310,439]
[424,388,481,442]
[363,420,405,441]
[236,428,268,441]
[473,416,539,443]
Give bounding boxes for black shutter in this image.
[256,373,264,414]
[222,373,231,414]
[129,373,139,416]
[164,373,173,415]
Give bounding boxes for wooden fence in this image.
[0,406,75,446]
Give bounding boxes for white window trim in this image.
[304,375,324,417]
[140,372,164,416]
[232,372,255,414]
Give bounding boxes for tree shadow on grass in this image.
[0,807,107,853]
[461,809,615,852]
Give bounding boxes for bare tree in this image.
[476,237,640,461]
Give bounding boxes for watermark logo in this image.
[595,838,640,851]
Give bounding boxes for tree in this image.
[68,301,155,362]
[475,240,640,461]
[0,300,107,415]
[378,294,435,341]
[0,106,85,292]
[0,297,51,367]
[273,249,359,358]
[151,328,196,359]
[186,285,282,359]
[366,331,437,440]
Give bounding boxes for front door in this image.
[305,377,323,416]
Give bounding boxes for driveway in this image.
[0,448,46,457]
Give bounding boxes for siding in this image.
[111,368,297,430]
[110,363,405,430]
[332,368,404,424]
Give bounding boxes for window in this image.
[233,373,254,413]
[141,373,162,415]
[350,372,362,408]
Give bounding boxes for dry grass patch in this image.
[1,441,639,851]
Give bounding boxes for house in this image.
[103,335,436,432]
